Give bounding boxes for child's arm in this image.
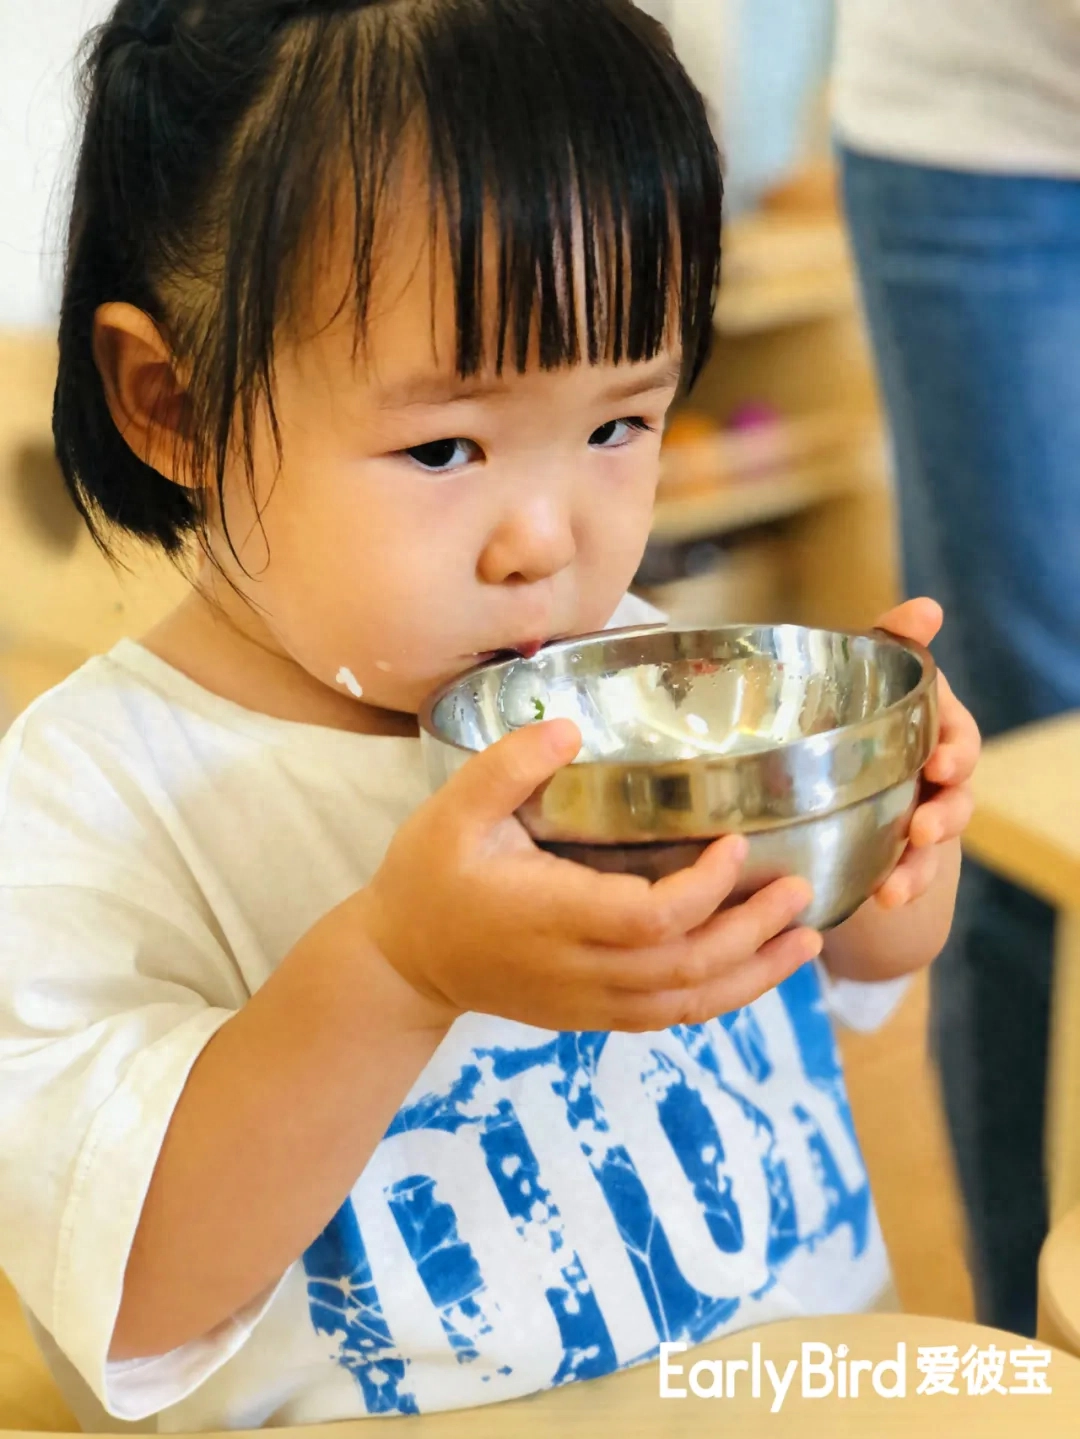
[110,906,452,1362]
[111,720,820,1363]
[818,836,961,983]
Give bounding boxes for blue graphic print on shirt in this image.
[305,1203,419,1417]
[301,962,875,1416]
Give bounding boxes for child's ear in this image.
[92,302,195,485]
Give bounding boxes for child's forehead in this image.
[365,350,685,410]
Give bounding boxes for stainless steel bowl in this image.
[420,624,939,930]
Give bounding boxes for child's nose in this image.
[477,495,577,586]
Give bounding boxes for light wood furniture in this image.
[2,1312,1078,1438]
[1039,1204,1080,1358]
[0,333,188,667]
[716,208,857,335]
[0,1280,75,1435]
[839,972,975,1323]
[651,202,899,633]
[962,714,1080,1228]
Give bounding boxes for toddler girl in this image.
[0,0,978,1428]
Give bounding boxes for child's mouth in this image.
[467,638,557,665]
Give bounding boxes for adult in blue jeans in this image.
[833,0,1080,1337]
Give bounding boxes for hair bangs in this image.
[404,0,723,385]
[218,0,722,491]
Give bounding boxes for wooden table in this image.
[962,713,1080,1227]
[4,1314,1078,1439]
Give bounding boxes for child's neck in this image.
[139,584,419,739]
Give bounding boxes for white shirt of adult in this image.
[833,0,1080,178]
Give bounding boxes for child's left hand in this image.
[870,598,981,911]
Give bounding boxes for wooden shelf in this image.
[717,270,855,335]
[658,410,855,494]
[716,212,857,336]
[653,426,884,545]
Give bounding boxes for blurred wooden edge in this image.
[0,1277,76,1434]
[1039,1204,1080,1358]
[963,716,1080,1226]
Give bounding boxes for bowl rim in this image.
[418,621,939,773]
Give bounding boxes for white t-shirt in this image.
[833,0,1080,178]
[0,595,893,1431]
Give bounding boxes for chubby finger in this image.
[701,874,815,955]
[700,925,825,1013]
[924,674,981,784]
[909,786,975,848]
[537,835,750,949]
[877,846,939,909]
[874,597,943,650]
[608,927,823,1032]
[603,875,815,994]
[634,836,752,941]
[446,720,583,833]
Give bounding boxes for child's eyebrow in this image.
[375,357,684,410]
[596,359,685,404]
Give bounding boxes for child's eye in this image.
[589,417,654,449]
[403,438,480,473]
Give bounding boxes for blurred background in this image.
[6,3,1080,1420]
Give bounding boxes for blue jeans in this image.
[840,148,1080,1337]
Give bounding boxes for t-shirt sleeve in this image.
[0,883,284,1422]
[814,960,913,1034]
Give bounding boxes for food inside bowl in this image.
[490,637,880,764]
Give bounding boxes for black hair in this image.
[54,0,724,557]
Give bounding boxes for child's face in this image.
[206,186,682,719]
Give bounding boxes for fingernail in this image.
[730,836,749,863]
[804,931,824,959]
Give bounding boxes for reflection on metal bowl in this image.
[420,624,938,930]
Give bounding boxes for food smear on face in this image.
[336,667,365,699]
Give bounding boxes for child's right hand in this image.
[356,720,822,1035]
